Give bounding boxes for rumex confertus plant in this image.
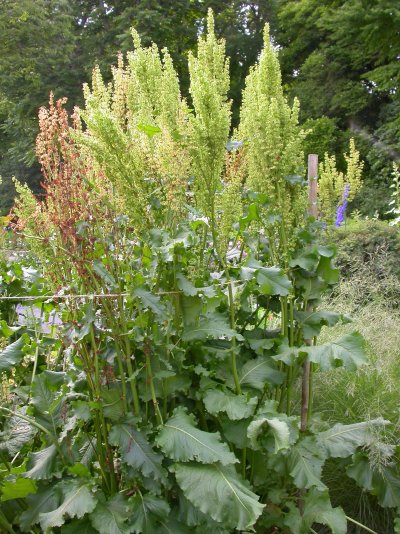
[0,10,399,534]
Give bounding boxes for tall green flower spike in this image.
[188,9,232,245]
[239,24,307,262]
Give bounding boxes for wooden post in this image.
[300,154,318,432]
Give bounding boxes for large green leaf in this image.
[238,356,285,390]
[156,408,237,465]
[318,419,387,458]
[133,288,166,318]
[203,389,257,420]
[0,477,37,501]
[93,260,117,289]
[31,373,64,421]
[241,261,291,296]
[20,486,60,531]
[305,332,368,370]
[90,495,133,534]
[0,408,36,456]
[39,480,97,531]
[129,493,170,534]
[182,316,243,342]
[288,437,327,491]
[294,310,351,338]
[284,489,347,534]
[0,336,25,372]
[23,444,58,480]
[108,422,166,480]
[347,453,400,508]
[247,417,290,453]
[172,463,264,530]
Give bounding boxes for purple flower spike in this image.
[335,184,350,228]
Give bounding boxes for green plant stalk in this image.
[90,329,117,494]
[278,297,288,411]
[79,347,110,489]
[117,296,140,416]
[87,274,130,415]
[286,297,295,415]
[146,352,163,425]
[29,306,43,398]
[0,510,15,534]
[80,340,116,493]
[0,406,66,464]
[227,280,241,395]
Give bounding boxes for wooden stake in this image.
[300,154,318,432]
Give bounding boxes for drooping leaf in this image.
[172,462,265,530]
[109,422,166,480]
[101,387,126,422]
[0,336,25,372]
[247,417,290,453]
[20,486,60,531]
[156,407,237,465]
[133,287,166,318]
[345,453,373,491]
[39,480,97,531]
[23,444,58,480]
[294,310,351,338]
[317,255,339,284]
[0,408,36,456]
[0,477,37,501]
[289,249,320,271]
[90,494,133,534]
[241,260,291,297]
[303,489,347,534]
[288,437,327,491]
[256,268,291,297]
[238,356,285,390]
[370,466,400,509]
[31,373,62,416]
[221,419,252,449]
[176,274,215,298]
[182,316,243,342]
[347,453,400,508]
[284,489,347,534]
[203,389,257,420]
[305,332,368,370]
[129,493,170,534]
[93,260,117,288]
[318,419,388,458]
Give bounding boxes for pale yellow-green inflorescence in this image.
[239,23,307,259]
[78,30,189,232]
[188,9,232,238]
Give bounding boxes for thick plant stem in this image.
[0,510,15,534]
[228,280,241,395]
[145,350,163,425]
[117,296,140,416]
[286,297,295,415]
